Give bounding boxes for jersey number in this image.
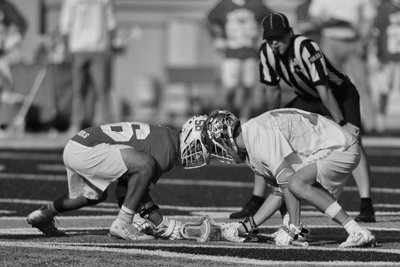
[100,122,150,142]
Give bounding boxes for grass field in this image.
[1,135,400,266]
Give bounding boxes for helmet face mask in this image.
[203,110,245,164]
[179,115,211,169]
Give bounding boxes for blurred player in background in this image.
[205,0,272,122]
[301,0,377,134]
[0,0,27,114]
[203,109,376,248]
[59,0,117,135]
[233,12,376,223]
[368,0,400,134]
[27,115,211,241]
[296,0,320,44]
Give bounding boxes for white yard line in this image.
[0,241,399,266]
[1,174,400,194]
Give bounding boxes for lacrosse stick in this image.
[239,231,309,247]
[6,66,47,135]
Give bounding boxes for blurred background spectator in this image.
[296,0,320,44]
[59,0,117,136]
[368,0,400,135]
[0,0,27,134]
[205,0,272,122]
[299,0,377,134]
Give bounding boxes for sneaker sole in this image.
[354,217,377,223]
[109,229,155,241]
[340,237,377,248]
[27,218,67,237]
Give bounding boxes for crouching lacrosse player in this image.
[27,115,211,241]
[199,109,376,248]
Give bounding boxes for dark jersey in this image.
[376,0,400,62]
[0,0,26,29]
[259,35,350,99]
[71,122,180,177]
[207,0,271,54]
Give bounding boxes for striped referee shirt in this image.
[259,35,350,98]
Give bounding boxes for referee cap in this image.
[262,12,292,39]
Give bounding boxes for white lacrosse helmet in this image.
[179,115,211,169]
[203,110,245,164]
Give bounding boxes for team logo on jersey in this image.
[308,51,322,64]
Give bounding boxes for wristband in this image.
[338,119,347,126]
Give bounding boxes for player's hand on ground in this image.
[274,227,294,246]
[296,223,310,242]
[342,122,360,138]
[154,216,183,240]
[220,222,246,243]
[132,215,154,235]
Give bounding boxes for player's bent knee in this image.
[288,178,302,195]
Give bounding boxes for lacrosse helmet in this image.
[203,110,245,164]
[179,115,211,169]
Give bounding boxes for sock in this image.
[361,198,372,205]
[47,203,59,217]
[250,195,265,205]
[343,219,363,234]
[118,205,134,223]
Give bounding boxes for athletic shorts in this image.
[285,79,362,128]
[373,61,400,94]
[63,140,131,200]
[312,142,360,200]
[221,57,258,89]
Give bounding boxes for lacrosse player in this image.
[203,109,376,248]
[27,115,211,241]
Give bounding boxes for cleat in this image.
[180,216,225,242]
[230,197,263,219]
[109,218,155,241]
[355,202,376,223]
[339,228,376,248]
[355,214,376,223]
[27,207,66,237]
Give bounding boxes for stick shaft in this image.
[240,232,309,247]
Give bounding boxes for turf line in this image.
[3,198,400,212]
[2,225,400,235]
[0,241,400,266]
[33,164,400,174]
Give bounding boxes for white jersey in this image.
[308,0,376,40]
[59,0,117,53]
[242,108,356,179]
